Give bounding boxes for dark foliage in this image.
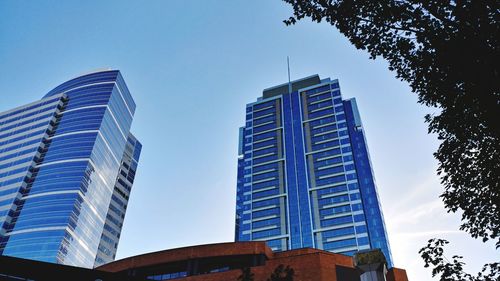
[419,239,500,281]
[267,264,295,281]
[282,1,499,279]
[282,0,500,246]
[238,267,255,281]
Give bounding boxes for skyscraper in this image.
[0,70,141,268]
[94,133,141,267]
[235,75,393,267]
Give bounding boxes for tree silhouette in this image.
[267,264,295,281]
[238,267,254,281]
[419,239,499,281]
[283,0,500,247]
[282,1,499,279]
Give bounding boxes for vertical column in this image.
[283,93,302,249]
[291,91,313,248]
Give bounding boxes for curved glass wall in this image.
[0,70,139,268]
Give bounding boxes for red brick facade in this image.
[98,242,408,281]
[386,267,409,281]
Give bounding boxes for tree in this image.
[282,0,499,245]
[281,0,499,279]
[267,264,295,281]
[238,267,255,281]
[419,239,499,281]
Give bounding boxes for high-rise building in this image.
[235,75,393,267]
[94,133,141,267]
[0,70,141,268]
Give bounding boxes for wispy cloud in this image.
[392,230,462,239]
[389,199,445,225]
[385,172,442,213]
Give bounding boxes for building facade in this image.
[0,242,409,281]
[0,70,141,268]
[235,75,393,267]
[94,133,142,267]
[97,242,407,281]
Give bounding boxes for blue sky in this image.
[0,1,496,279]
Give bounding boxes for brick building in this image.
[0,241,408,281]
[98,242,408,281]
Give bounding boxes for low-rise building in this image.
[1,241,408,281]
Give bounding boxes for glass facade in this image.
[94,133,141,267]
[235,75,393,267]
[0,70,141,268]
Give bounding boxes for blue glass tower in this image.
[0,70,141,268]
[94,133,142,267]
[235,75,393,267]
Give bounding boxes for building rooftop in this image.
[0,242,409,281]
[97,242,408,281]
[262,74,321,98]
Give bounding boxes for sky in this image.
[0,1,497,280]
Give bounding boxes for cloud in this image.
[385,172,442,213]
[389,199,445,225]
[392,230,462,239]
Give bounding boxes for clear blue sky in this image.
[0,1,496,279]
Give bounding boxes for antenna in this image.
[287,56,292,94]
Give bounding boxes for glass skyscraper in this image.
[0,70,141,268]
[235,75,393,267]
[94,133,141,267]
